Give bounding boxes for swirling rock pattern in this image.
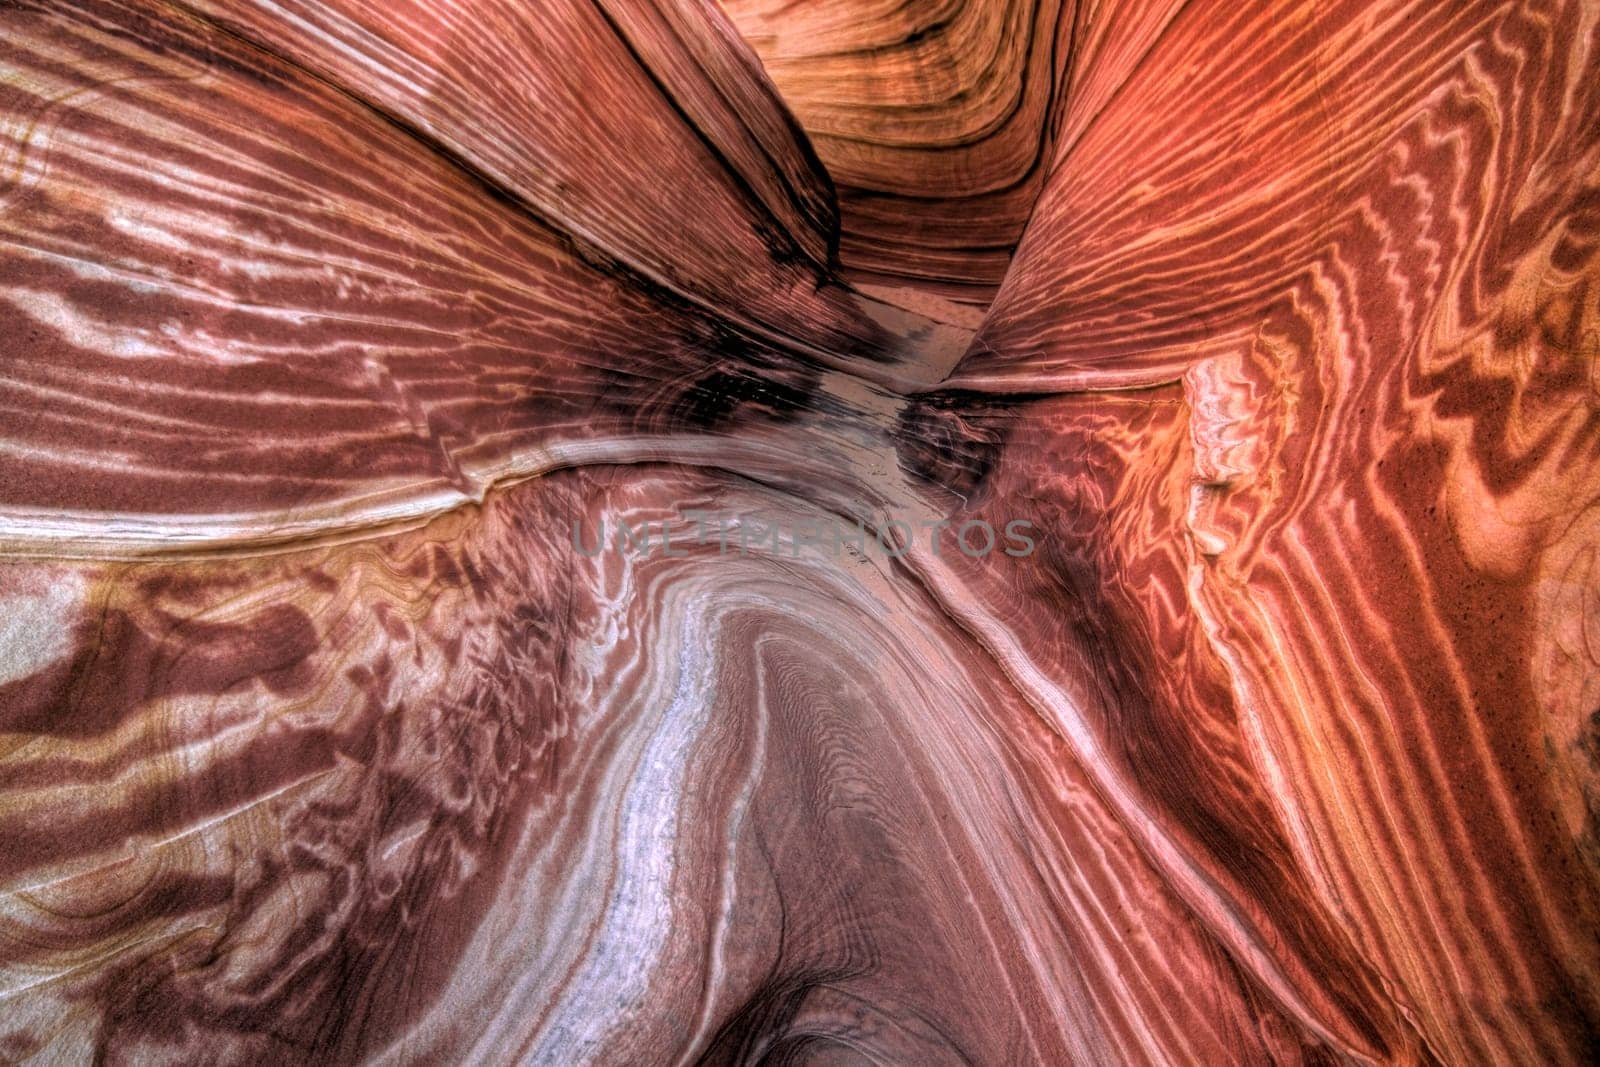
[719,0,1072,304]
[1,0,1597,1064]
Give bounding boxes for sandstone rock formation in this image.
[1,1,1597,1063]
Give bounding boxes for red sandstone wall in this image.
[0,1,1596,1063]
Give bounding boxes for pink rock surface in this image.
[1,1,1597,1063]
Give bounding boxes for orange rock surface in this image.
[1,1,1597,1062]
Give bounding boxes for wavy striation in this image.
[1,0,1598,1064]
[720,0,1073,303]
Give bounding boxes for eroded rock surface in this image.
[1,1,1597,1063]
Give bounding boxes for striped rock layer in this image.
[720,0,1073,304]
[1,1,1598,1064]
